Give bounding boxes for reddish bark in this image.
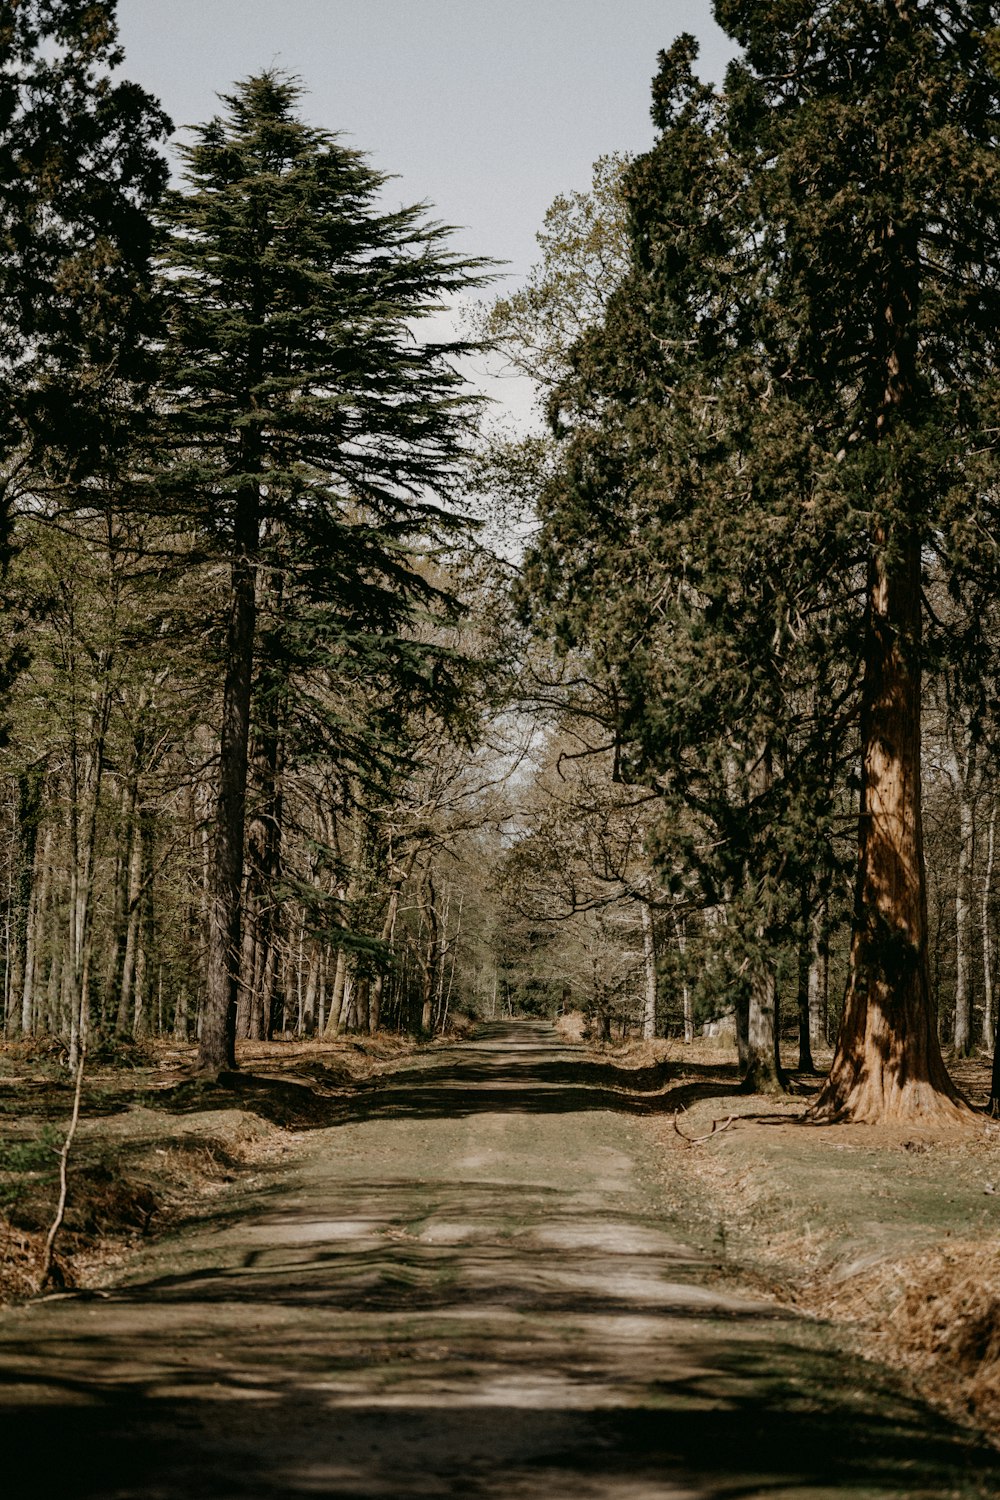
[812,534,968,1123]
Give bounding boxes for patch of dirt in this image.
[641,1043,1000,1440]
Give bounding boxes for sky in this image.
[116,1,738,284]
[115,2,739,425]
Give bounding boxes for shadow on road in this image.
[2,1329,995,1498]
[0,1021,992,1498]
[148,1022,753,1130]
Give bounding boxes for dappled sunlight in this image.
[1,1023,995,1497]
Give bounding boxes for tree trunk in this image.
[419,873,439,1034]
[20,816,51,1037]
[302,936,319,1036]
[6,765,45,1037]
[814,532,967,1121]
[199,509,257,1074]
[743,964,784,1093]
[735,989,749,1071]
[239,686,284,1044]
[640,898,657,1041]
[808,898,828,1054]
[983,797,996,1049]
[116,829,142,1037]
[132,807,156,1039]
[950,744,976,1057]
[68,684,112,1071]
[325,945,348,1037]
[671,905,693,1045]
[796,889,816,1073]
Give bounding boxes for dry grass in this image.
[0,1030,428,1306]
[817,1239,1000,1428]
[642,1044,1000,1442]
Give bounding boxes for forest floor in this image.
[0,1021,997,1498]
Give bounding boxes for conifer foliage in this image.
[157,74,489,1073]
[519,4,1000,1120]
[0,0,169,648]
[718,0,1000,1121]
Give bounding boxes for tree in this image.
[0,0,168,542]
[513,42,854,1093]
[0,0,168,1054]
[714,0,1000,1120]
[158,73,489,1074]
[517,9,1000,1121]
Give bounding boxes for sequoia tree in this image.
[159,74,487,1073]
[713,0,1000,1121]
[520,5,1000,1119]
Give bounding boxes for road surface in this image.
[0,1022,994,1498]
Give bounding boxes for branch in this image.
[673,1110,737,1145]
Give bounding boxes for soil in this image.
[0,1021,997,1498]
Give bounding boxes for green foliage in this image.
[478,153,632,397]
[516,9,1000,1007]
[157,72,493,783]
[0,0,169,485]
[0,1126,60,1175]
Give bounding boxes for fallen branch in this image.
[38,1042,87,1292]
[673,1110,738,1145]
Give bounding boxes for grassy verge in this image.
[0,1032,418,1302]
[636,1039,1000,1441]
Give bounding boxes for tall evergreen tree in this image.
[0,0,169,669]
[158,74,489,1074]
[715,0,1000,1120]
[520,6,1000,1120]
[519,41,852,1092]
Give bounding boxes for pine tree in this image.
[517,40,853,1091]
[157,74,489,1074]
[522,7,1000,1120]
[0,0,168,678]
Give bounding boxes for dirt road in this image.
[0,1022,995,1498]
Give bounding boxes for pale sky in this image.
[116,1,738,284]
[115,3,738,426]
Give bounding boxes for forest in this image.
[2,0,999,1128]
[5,2,1000,1492]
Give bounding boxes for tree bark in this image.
[20,824,52,1037]
[814,532,967,1121]
[952,756,975,1057]
[420,874,439,1034]
[743,964,784,1093]
[983,797,996,1049]
[239,665,284,1043]
[325,944,348,1037]
[796,888,816,1073]
[640,898,657,1042]
[199,497,257,1074]
[671,905,693,1045]
[115,826,142,1038]
[6,765,45,1037]
[132,807,156,1039]
[807,898,828,1055]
